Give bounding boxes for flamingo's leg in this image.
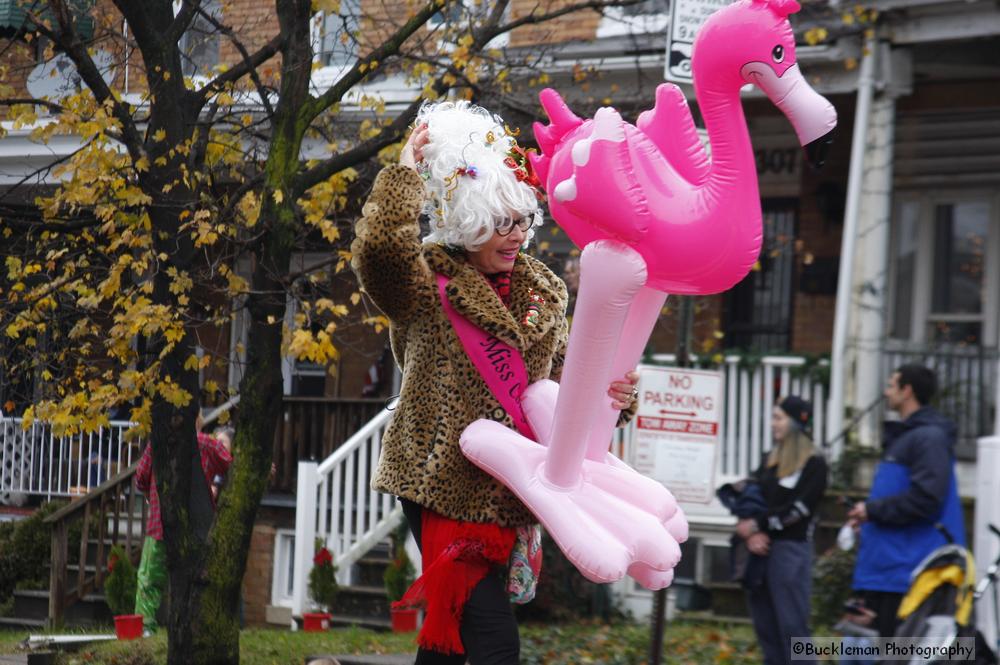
[584,286,668,463]
[542,239,647,488]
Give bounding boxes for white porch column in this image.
[975,436,1000,652]
[828,36,878,458]
[850,86,897,447]
[291,461,319,627]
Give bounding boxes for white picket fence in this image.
[0,418,137,505]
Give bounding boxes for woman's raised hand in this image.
[400,124,429,170]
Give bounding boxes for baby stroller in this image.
[892,525,999,665]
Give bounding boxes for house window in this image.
[889,200,919,339]
[270,529,296,608]
[724,200,797,352]
[314,0,359,68]
[428,1,464,27]
[621,0,669,15]
[928,202,989,345]
[889,193,998,348]
[178,0,222,77]
[427,0,509,48]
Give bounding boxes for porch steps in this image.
[1,589,111,629]
[325,543,399,633]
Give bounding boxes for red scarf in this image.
[485,270,513,307]
[391,268,518,655]
[393,512,516,654]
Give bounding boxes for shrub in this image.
[105,544,137,616]
[308,539,338,613]
[812,545,857,629]
[383,523,415,603]
[0,500,67,599]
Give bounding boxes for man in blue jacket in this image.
[848,365,965,638]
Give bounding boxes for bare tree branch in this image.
[299,0,443,125]
[191,7,283,118]
[0,98,65,113]
[36,0,148,162]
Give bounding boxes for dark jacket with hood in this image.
[852,406,965,593]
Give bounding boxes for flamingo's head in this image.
[530,88,587,191]
[694,0,837,166]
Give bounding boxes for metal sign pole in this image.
[649,296,695,665]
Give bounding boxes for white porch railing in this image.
[291,403,401,620]
[639,354,831,481]
[0,418,137,505]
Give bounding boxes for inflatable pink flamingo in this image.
[461,0,837,588]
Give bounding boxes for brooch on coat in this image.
[523,290,545,327]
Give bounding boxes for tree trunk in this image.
[171,2,315,662]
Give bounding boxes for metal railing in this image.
[291,403,400,619]
[0,418,138,504]
[882,344,999,458]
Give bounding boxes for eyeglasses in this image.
[495,217,533,236]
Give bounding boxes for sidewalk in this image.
[309,656,411,665]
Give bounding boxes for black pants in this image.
[861,590,904,638]
[400,499,520,665]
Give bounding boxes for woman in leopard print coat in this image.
[351,101,637,665]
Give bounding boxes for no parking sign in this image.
[632,365,722,504]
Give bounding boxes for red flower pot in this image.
[302,612,331,632]
[390,608,418,633]
[114,614,144,640]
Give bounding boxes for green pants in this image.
[135,536,167,632]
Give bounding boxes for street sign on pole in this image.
[665,0,732,84]
[633,365,723,504]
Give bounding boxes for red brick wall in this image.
[242,524,276,627]
[218,0,281,80]
[509,0,602,47]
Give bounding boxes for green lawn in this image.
[1,620,759,665]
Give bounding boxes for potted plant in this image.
[304,540,338,632]
[105,545,142,640]
[384,523,417,632]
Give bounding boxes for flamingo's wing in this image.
[637,83,710,186]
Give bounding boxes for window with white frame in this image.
[889,192,1000,348]
[176,0,222,78]
[282,255,337,397]
[313,0,360,68]
[621,0,669,15]
[596,0,669,39]
[271,529,296,608]
[428,0,510,48]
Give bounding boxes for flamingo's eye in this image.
[772,44,785,63]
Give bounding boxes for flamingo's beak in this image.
[740,62,837,169]
[804,131,834,169]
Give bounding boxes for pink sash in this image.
[435,274,535,440]
[435,273,543,605]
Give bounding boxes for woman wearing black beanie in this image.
[736,395,829,665]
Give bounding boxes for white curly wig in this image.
[415,100,544,251]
